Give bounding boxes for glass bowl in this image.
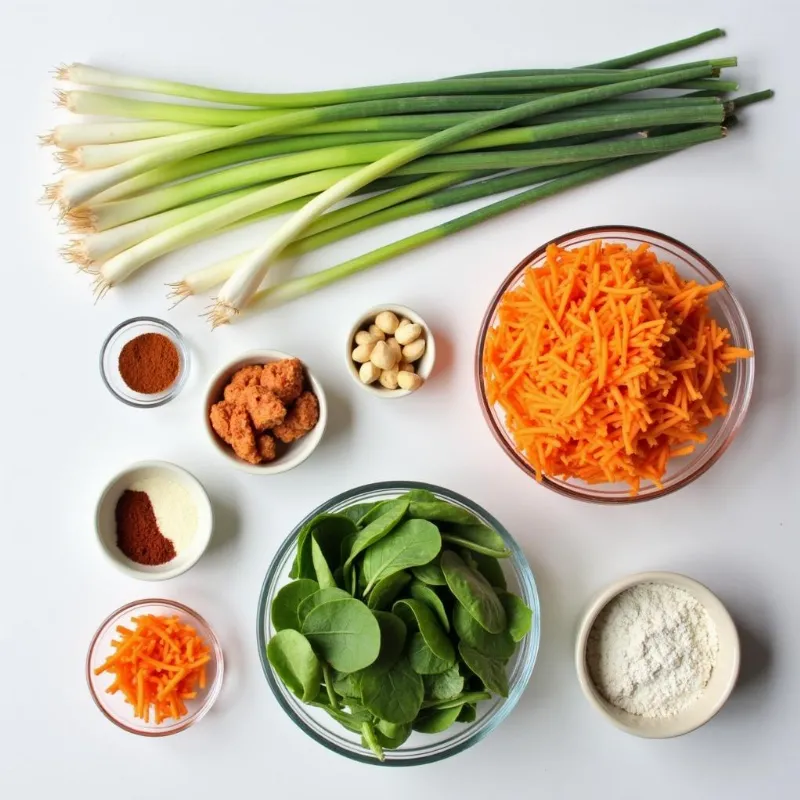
[475,225,755,504]
[256,481,541,766]
[87,599,224,736]
[100,317,189,407]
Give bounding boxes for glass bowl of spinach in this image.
[257,481,540,765]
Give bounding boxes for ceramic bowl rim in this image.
[574,570,741,738]
[203,349,327,475]
[345,304,436,398]
[94,459,213,581]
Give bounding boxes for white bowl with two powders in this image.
[575,571,740,738]
[95,461,213,580]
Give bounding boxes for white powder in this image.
[129,477,197,554]
[586,582,719,718]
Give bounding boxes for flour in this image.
[586,582,718,718]
[129,476,197,554]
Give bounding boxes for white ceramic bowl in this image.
[95,461,213,581]
[575,571,740,738]
[346,304,436,398]
[204,350,327,475]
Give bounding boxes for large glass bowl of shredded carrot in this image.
[86,599,224,736]
[477,226,754,503]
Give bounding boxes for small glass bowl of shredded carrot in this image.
[477,226,754,503]
[87,599,223,736]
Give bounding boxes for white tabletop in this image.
[2,0,797,796]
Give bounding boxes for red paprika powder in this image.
[118,333,180,394]
[115,490,176,566]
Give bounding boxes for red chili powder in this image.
[118,333,180,394]
[115,490,176,566]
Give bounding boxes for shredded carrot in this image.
[484,241,752,494]
[94,614,211,723]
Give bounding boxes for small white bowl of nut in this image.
[347,305,435,398]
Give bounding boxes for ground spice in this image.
[115,490,176,565]
[118,333,180,394]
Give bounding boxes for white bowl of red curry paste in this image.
[94,461,213,580]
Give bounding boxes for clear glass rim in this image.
[86,598,224,737]
[256,480,541,766]
[99,316,190,408]
[475,224,755,505]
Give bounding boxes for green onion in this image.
[206,63,716,324]
[248,155,671,311]
[75,103,722,231]
[182,163,593,297]
[87,132,431,204]
[585,28,727,69]
[168,172,480,303]
[41,120,206,148]
[92,122,719,294]
[59,60,729,109]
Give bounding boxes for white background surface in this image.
[1,0,797,797]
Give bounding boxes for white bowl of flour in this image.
[575,571,740,738]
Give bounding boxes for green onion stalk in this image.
[93,123,721,294]
[51,62,718,210]
[248,154,672,312]
[205,63,717,325]
[70,103,722,232]
[56,59,733,108]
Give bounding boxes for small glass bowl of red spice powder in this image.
[100,317,189,407]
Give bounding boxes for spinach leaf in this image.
[457,703,477,723]
[441,523,511,558]
[266,629,322,703]
[375,720,412,748]
[360,656,424,724]
[458,642,509,697]
[362,519,441,594]
[302,598,381,673]
[453,602,515,659]
[293,514,357,579]
[392,598,455,663]
[311,537,337,589]
[339,502,378,526]
[441,550,507,634]
[361,721,385,761]
[404,489,437,502]
[344,496,410,570]
[423,665,464,701]
[321,663,340,709]
[409,580,450,632]
[408,498,480,526]
[271,578,319,632]
[412,704,463,733]
[297,587,350,626]
[422,691,492,710]
[467,551,508,590]
[340,533,357,565]
[311,698,372,732]
[498,590,533,642]
[411,560,447,586]
[359,611,407,677]
[408,631,454,675]
[366,571,411,610]
[332,670,362,700]
[358,501,390,527]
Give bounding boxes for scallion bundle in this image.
[42,28,772,322]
